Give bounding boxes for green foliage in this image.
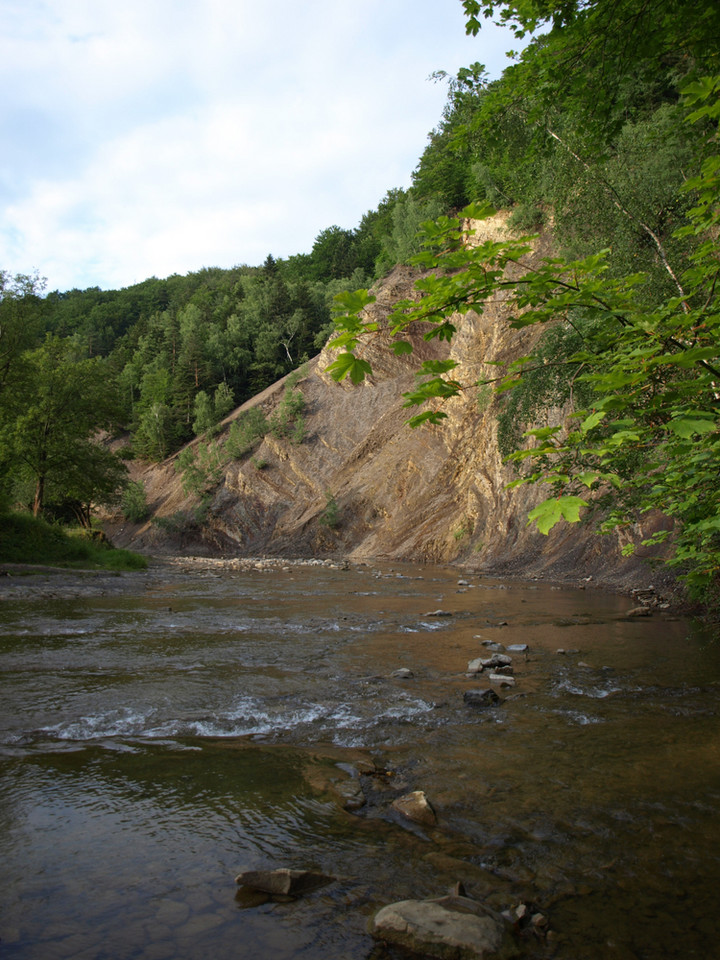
[176,441,225,496]
[214,381,235,421]
[319,491,340,529]
[375,196,446,272]
[268,389,306,441]
[0,271,46,391]
[0,511,146,570]
[192,391,215,437]
[120,480,150,523]
[507,203,546,232]
[0,335,127,522]
[225,407,269,458]
[495,320,591,458]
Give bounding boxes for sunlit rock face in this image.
[109,215,667,592]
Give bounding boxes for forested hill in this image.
[2,0,720,602]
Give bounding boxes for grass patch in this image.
[0,512,147,571]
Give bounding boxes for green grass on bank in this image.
[0,512,147,571]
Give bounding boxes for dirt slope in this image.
[105,216,671,593]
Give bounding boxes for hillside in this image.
[104,214,669,594]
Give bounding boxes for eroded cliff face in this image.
[106,216,667,590]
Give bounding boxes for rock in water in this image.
[463,689,500,708]
[391,790,437,826]
[372,894,517,959]
[626,605,652,617]
[234,868,333,897]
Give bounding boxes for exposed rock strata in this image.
[105,215,672,592]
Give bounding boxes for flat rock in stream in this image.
[372,894,518,959]
[234,868,333,897]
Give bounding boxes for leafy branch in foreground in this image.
[327,81,720,604]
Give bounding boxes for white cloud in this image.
[0,0,518,291]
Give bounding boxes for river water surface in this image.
[0,558,718,960]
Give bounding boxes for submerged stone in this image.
[463,689,500,708]
[234,868,333,898]
[626,606,652,617]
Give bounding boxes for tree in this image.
[329,76,720,604]
[310,226,357,281]
[0,271,46,393]
[213,381,235,422]
[2,336,126,521]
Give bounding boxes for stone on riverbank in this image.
[371,893,518,959]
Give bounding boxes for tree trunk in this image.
[33,475,45,517]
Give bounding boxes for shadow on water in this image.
[0,561,719,959]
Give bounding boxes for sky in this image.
[1,0,518,293]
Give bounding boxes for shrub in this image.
[225,408,268,458]
[319,491,340,529]
[120,480,149,523]
[268,389,306,440]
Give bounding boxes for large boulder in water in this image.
[371,893,518,959]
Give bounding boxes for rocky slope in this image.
[105,215,671,593]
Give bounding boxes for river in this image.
[0,558,718,959]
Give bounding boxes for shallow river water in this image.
[0,558,719,960]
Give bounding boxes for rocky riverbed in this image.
[0,558,717,959]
